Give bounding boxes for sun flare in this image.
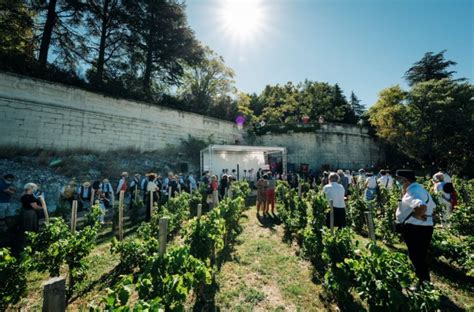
[218,0,266,42]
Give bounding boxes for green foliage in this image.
[346,195,368,234]
[183,208,225,263]
[404,50,458,86]
[0,0,34,55]
[345,243,441,311]
[369,62,474,176]
[219,197,245,243]
[161,192,191,235]
[431,229,474,277]
[0,248,30,309]
[111,223,160,272]
[245,81,362,134]
[179,46,238,119]
[136,246,211,310]
[374,187,400,245]
[321,228,355,299]
[230,180,251,199]
[302,191,327,270]
[28,206,100,291]
[450,202,474,237]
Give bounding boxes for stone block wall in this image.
[0,72,244,151]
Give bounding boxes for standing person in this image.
[364,172,378,201]
[0,174,16,222]
[378,170,394,190]
[256,174,267,217]
[265,174,277,216]
[60,180,78,210]
[321,171,329,186]
[432,173,451,227]
[337,170,349,196]
[187,173,197,192]
[78,182,93,211]
[357,169,367,188]
[434,169,451,183]
[219,175,229,199]
[208,175,219,209]
[20,183,43,232]
[116,172,128,199]
[322,173,346,228]
[100,179,113,208]
[395,170,435,283]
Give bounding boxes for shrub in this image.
[0,248,29,309]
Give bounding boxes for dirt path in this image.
[215,207,331,311]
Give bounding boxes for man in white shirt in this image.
[395,169,435,282]
[377,170,393,190]
[323,172,346,228]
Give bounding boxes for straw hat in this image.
[83,181,91,187]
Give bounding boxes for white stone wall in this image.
[254,125,385,171]
[0,72,245,151]
[0,72,384,170]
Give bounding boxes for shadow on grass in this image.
[431,259,474,293]
[68,264,122,304]
[256,213,281,232]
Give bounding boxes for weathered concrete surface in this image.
[0,72,244,151]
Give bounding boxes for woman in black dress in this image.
[20,183,43,232]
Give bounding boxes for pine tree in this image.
[349,91,365,118]
[404,50,457,86]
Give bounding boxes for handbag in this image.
[394,212,413,234]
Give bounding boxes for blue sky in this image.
[186,0,473,107]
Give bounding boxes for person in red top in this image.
[208,175,219,209]
[116,172,128,199]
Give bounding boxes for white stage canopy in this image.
[200,144,287,179]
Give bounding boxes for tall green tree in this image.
[404,50,457,86]
[0,0,34,55]
[369,80,474,175]
[179,47,236,115]
[84,0,128,84]
[125,0,203,95]
[32,0,86,69]
[349,91,364,118]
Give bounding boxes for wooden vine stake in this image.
[197,203,202,218]
[168,186,172,201]
[189,183,192,194]
[365,211,376,241]
[90,189,95,207]
[71,200,78,234]
[42,276,66,312]
[225,187,228,198]
[329,199,334,233]
[298,184,302,197]
[134,185,138,205]
[39,196,49,223]
[178,183,181,193]
[159,217,169,256]
[149,190,154,221]
[118,190,124,241]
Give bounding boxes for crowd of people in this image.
[0,165,458,285]
[318,167,454,285]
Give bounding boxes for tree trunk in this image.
[143,30,153,95]
[38,0,58,68]
[96,0,110,83]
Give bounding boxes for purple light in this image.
[235,115,246,126]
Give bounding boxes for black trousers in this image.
[402,224,433,282]
[326,208,346,228]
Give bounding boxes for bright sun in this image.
[218,0,265,42]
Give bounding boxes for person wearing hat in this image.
[323,172,346,228]
[377,170,393,190]
[116,172,129,198]
[395,169,436,283]
[20,183,43,232]
[0,174,16,220]
[78,181,93,211]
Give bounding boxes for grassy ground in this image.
[214,207,334,312]
[10,205,473,311]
